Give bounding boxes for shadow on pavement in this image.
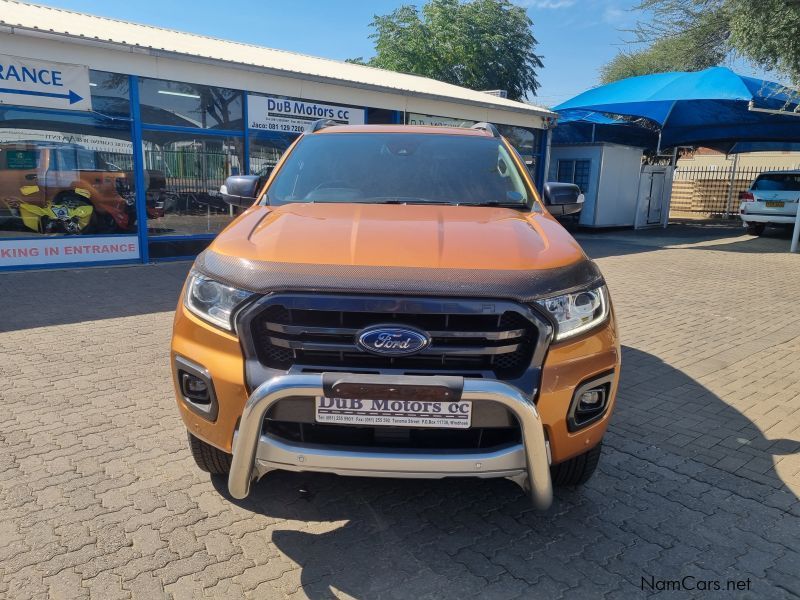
[0,261,191,332]
[210,346,799,599]
[575,222,793,260]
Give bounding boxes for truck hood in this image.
[198,203,602,300]
[213,203,585,270]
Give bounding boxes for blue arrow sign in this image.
[0,87,83,104]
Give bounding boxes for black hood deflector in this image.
[194,250,604,302]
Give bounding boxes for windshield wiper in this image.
[369,197,455,205]
[464,201,526,208]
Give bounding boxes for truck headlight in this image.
[537,285,610,341]
[184,272,254,331]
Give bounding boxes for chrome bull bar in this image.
[228,373,553,510]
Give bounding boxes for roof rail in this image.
[470,122,501,137]
[308,118,339,133]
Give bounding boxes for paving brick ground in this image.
[1,222,799,599]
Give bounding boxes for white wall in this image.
[549,143,643,227]
[595,145,644,227]
[548,145,603,225]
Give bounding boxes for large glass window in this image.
[556,159,591,193]
[139,78,243,130]
[265,133,531,207]
[497,125,542,178]
[405,114,544,186]
[90,70,130,118]
[0,107,137,237]
[142,131,243,236]
[249,134,294,177]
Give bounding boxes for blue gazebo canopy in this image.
[552,109,659,148]
[554,67,800,153]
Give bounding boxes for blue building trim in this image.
[536,129,548,190]
[0,233,139,242]
[149,234,217,242]
[0,103,131,123]
[243,94,251,174]
[150,255,201,264]
[0,258,141,272]
[128,75,149,265]
[140,123,244,137]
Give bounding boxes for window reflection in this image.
[0,108,136,236]
[249,134,294,177]
[497,125,541,176]
[139,78,243,130]
[89,70,130,118]
[142,132,243,236]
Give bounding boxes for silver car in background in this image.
[739,171,800,235]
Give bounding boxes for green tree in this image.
[729,0,800,80]
[351,0,544,100]
[600,0,800,84]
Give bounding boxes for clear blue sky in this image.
[32,0,772,107]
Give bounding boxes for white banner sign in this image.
[0,129,132,154]
[248,96,365,133]
[407,113,476,128]
[0,236,139,267]
[0,54,91,111]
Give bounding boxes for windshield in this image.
[752,173,800,192]
[264,133,532,207]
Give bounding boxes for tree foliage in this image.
[351,0,543,100]
[729,0,800,81]
[601,0,800,84]
[601,2,728,83]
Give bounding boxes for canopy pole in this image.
[791,200,800,253]
[656,130,662,154]
[724,153,740,216]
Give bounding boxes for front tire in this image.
[188,432,231,475]
[550,442,602,486]
[746,222,766,236]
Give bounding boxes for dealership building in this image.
[0,1,553,270]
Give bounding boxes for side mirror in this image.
[220,175,263,207]
[543,182,584,216]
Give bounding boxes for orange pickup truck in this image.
[171,122,620,509]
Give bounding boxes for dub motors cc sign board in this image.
[0,237,139,268]
[247,95,365,133]
[0,54,91,111]
[407,113,476,127]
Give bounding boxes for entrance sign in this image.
[248,95,365,133]
[0,236,139,267]
[0,54,91,111]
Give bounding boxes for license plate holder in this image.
[765,201,785,207]
[315,397,472,429]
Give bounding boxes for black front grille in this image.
[250,300,538,380]
[264,420,522,450]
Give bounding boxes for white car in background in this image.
[739,171,800,235]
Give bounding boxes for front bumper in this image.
[228,373,554,510]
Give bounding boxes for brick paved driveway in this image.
[1,223,799,599]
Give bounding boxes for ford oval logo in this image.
[356,325,431,356]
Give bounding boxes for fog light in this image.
[577,389,604,412]
[567,374,614,432]
[181,372,209,402]
[174,356,218,421]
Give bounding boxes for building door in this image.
[646,170,665,224]
[636,165,674,228]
